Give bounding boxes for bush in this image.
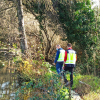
[16,71,69,100]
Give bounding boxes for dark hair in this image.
[67,43,72,47]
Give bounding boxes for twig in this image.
[79,81,92,87]
[0,6,16,12]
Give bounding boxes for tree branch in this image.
[51,30,57,42]
[0,6,16,13]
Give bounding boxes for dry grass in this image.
[73,74,100,100]
[83,92,100,100]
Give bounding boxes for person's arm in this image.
[54,50,60,64]
[64,51,67,62]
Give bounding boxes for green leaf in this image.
[15,97,20,100]
[21,86,25,89]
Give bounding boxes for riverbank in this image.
[0,64,19,100]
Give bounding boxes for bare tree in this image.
[17,0,28,54]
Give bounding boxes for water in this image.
[0,60,19,99]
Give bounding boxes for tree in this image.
[23,0,59,60]
[57,0,96,49]
[0,0,18,48]
[57,0,100,75]
[17,0,28,54]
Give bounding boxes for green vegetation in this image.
[73,74,100,99]
[57,0,100,76]
[22,0,100,76]
[15,59,100,99]
[0,0,100,99]
[15,60,70,100]
[58,0,96,48]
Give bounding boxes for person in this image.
[54,45,65,74]
[63,43,77,87]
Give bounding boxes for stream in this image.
[0,60,19,100]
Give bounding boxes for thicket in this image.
[57,0,100,76]
[15,0,100,99]
[22,0,100,76]
[14,58,71,100]
[22,0,61,61]
[0,0,100,76]
[0,0,100,80]
[15,58,100,99]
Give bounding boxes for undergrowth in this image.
[73,74,100,99]
[14,57,100,100]
[15,59,70,100]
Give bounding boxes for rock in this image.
[71,90,82,100]
[10,93,16,97]
[2,90,9,95]
[0,94,2,98]
[11,80,19,90]
[1,82,10,89]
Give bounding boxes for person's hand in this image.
[62,66,65,70]
[62,62,65,70]
[53,63,56,65]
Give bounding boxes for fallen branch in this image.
[79,81,92,88]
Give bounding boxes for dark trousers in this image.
[63,65,74,87]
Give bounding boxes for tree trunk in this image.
[45,40,51,61]
[42,18,52,61]
[17,0,28,54]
